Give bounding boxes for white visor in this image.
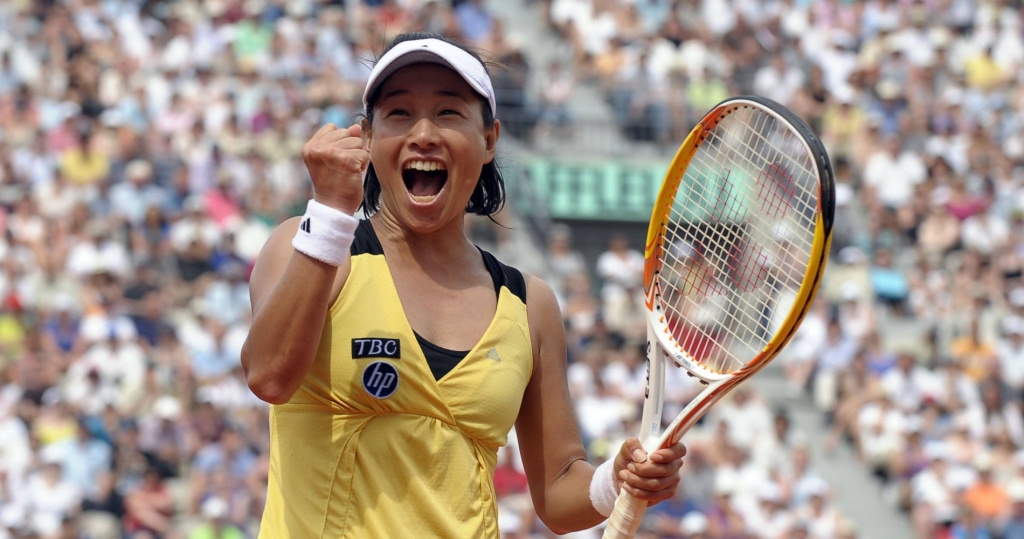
[362,38,496,117]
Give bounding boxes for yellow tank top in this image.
[259,221,533,538]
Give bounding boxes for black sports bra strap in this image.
[478,248,527,303]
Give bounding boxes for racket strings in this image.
[657,107,819,375]
[687,114,816,353]
[693,111,815,353]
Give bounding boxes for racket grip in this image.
[602,488,647,538]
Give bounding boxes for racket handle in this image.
[602,488,647,538]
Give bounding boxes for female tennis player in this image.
[240,33,686,537]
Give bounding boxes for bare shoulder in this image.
[524,274,561,320]
[249,216,304,313]
[271,216,304,241]
[250,217,303,278]
[248,216,355,315]
[524,274,565,355]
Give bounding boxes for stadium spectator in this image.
[595,232,644,337]
[533,60,576,141]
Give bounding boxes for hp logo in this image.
[362,361,399,399]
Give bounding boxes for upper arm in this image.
[515,275,589,502]
[248,216,303,317]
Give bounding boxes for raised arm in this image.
[240,217,344,404]
[515,275,686,534]
[241,124,368,404]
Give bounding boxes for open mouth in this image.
[403,160,448,202]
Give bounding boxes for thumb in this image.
[618,437,648,470]
[614,438,648,491]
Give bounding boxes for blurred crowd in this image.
[495,0,1024,538]
[6,0,1024,538]
[0,0,525,538]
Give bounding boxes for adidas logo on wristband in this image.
[291,200,358,266]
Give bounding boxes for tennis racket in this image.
[602,96,835,538]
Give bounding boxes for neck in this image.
[370,213,479,272]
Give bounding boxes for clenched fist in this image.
[302,124,370,215]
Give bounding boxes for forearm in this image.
[518,278,684,533]
[241,253,339,404]
[532,458,606,534]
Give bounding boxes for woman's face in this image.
[366,63,499,233]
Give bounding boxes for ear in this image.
[361,117,372,151]
[483,119,500,163]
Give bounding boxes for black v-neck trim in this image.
[415,331,470,381]
[351,219,527,380]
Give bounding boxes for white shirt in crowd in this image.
[25,468,81,537]
[911,452,977,524]
[752,61,805,107]
[960,212,1010,256]
[596,249,644,303]
[857,400,907,465]
[926,365,982,410]
[65,238,131,279]
[0,414,31,479]
[997,333,1024,390]
[862,149,927,208]
[169,214,222,253]
[64,339,147,414]
[735,484,794,539]
[882,363,934,412]
[714,395,774,451]
[575,390,627,442]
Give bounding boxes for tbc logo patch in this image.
[352,338,401,359]
[362,361,399,399]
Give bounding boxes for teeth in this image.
[405,160,446,172]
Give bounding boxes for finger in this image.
[619,469,681,499]
[312,123,338,138]
[303,146,367,171]
[622,482,680,502]
[619,437,648,465]
[649,442,687,464]
[614,467,679,487]
[306,142,368,167]
[613,438,650,491]
[349,151,370,172]
[316,127,365,146]
[627,459,683,478]
[325,138,369,152]
[320,151,369,173]
[347,124,362,137]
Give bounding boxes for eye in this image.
[440,109,461,116]
[385,108,410,117]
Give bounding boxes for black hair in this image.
[359,32,505,217]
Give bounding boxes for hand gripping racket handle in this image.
[602,324,666,538]
[603,489,647,538]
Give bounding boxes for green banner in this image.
[519,158,670,222]
[512,157,765,224]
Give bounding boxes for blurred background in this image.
[1,0,1023,538]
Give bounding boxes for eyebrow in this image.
[379,88,467,101]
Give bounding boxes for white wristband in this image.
[291,200,359,266]
[589,458,618,517]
